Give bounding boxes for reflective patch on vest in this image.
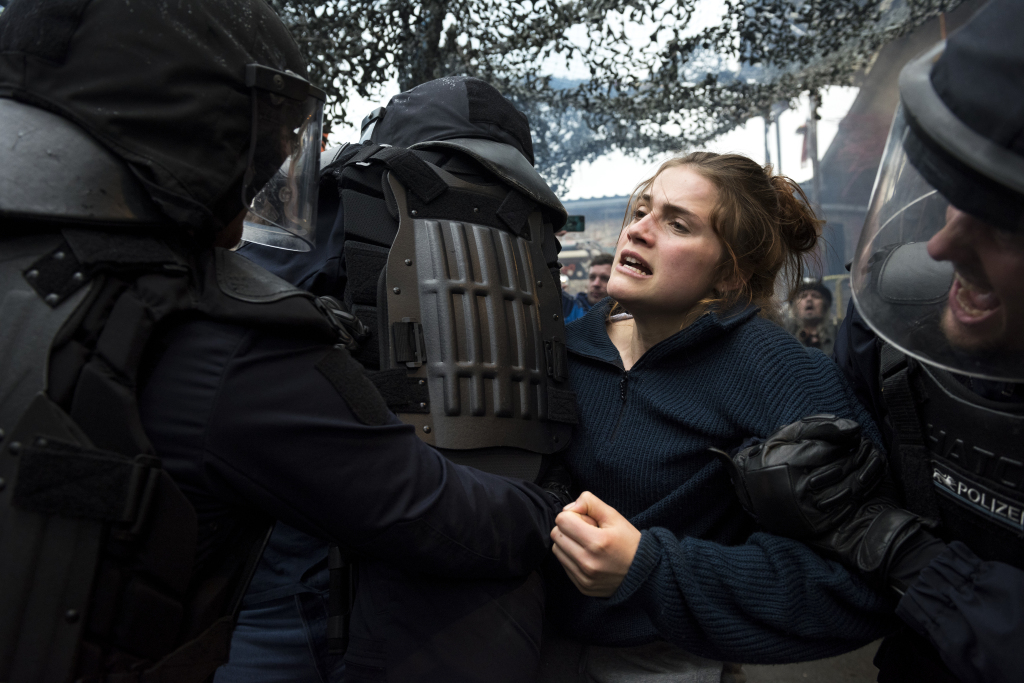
[932,461,1024,532]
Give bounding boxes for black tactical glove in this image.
[715,414,886,539]
[537,460,574,508]
[809,499,947,594]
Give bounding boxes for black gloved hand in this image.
[809,499,947,594]
[537,460,574,508]
[715,414,886,539]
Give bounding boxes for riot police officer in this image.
[228,75,574,683]
[721,2,1024,681]
[0,1,558,681]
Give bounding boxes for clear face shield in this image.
[851,106,1024,381]
[241,65,326,252]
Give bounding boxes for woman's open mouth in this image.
[617,251,652,278]
[948,271,1000,325]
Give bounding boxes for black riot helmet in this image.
[851,0,1024,381]
[362,76,564,228]
[0,0,323,242]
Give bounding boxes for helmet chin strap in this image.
[240,92,260,208]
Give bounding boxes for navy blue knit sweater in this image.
[547,300,897,663]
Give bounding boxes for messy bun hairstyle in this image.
[619,151,822,324]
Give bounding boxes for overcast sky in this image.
[330,83,860,201]
[326,0,862,201]
[560,86,860,200]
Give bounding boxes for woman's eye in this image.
[670,221,689,233]
[633,209,647,220]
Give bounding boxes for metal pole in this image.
[775,112,783,174]
[808,93,821,207]
[764,115,772,167]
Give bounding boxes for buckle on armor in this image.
[13,438,163,539]
[114,454,162,540]
[545,338,568,383]
[393,318,426,367]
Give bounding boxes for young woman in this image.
[542,153,895,681]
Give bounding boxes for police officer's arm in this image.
[721,414,1024,683]
[140,320,557,579]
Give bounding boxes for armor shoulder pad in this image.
[0,99,164,225]
[410,137,567,228]
[215,247,311,303]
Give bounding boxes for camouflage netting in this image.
[270,0,963,193]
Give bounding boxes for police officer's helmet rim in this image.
[899,43,1024,203]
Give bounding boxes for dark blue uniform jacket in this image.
[834,300,1024,683]
[137,317,555,577]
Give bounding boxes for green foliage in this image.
[271,0,962,193]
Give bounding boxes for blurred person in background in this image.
[563,252,614,323]
[785,279,836,355]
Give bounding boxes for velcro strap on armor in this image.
[879,343,941,520]
[13,437,160,527]
[342,191,399,247]
[880,345,923,448]
[496,189,537,236]
[63,229,180,267]
[344,241,390,308]
[344,144,447,203]
[546,386,579,425]
[315,346,391,426]
[365,369,430,414]
[545,338,569,383]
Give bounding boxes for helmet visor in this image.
[241,66,325,252]
[851,106,1024,381]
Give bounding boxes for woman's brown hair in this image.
[615,151,822,325]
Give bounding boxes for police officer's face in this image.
[927,205,1024,353]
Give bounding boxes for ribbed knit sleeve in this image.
[611,530,893,663]
[552,304,898,661]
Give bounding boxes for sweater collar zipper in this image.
[610,370,630,442]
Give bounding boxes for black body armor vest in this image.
[880,345,1024,568]
[0,227,343,683]
[315,141,576,482]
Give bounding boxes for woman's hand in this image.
[550,491,642,598]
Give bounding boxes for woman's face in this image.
[608,165,725,318]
